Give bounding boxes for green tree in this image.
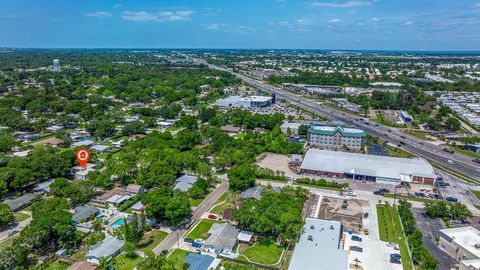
[228,163,256,192]
[0,203,14,229]
[122,121,146,136]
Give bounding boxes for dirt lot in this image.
[382,110,402,124]
[256,153,301,179]
[317,196,366,233]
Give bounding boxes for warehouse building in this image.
[438,226,480,269]
[215,95,274,108]
[300,149,437,185]
[307,125,365,150]
[289,218,347,270]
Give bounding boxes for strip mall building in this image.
[300,149,437,185]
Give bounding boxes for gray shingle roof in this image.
[239,186,264,200]
[86,237,124,260]
[204,223,239,252]
[73,205,99,224]
[185,253,214,270]
[173,175,198,192]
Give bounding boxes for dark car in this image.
[160,250,168,256]
[390,253,401,259]
[390,259,401,264]
[184,237,194,243]
[351,235,363,242]
[446,196,458,202]
[350,246,363,252]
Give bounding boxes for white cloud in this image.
[204,23,255,33]
[84,11,112,18]
[122,10,193,22]
[328,18,342,23]
[113,4,123,8]
[296,18,313,25]
[474,2,480,8]
[309,1,375,8]
[369,17,379,21]
[403,21,414,26]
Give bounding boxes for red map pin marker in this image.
[76,147,90,168]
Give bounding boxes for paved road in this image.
[0,215,32,242]
[203,62,480,182]
[153,176,229,254]
[412,208,456,270]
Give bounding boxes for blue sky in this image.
[1,0,479,50]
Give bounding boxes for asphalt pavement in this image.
[153,176,229,254]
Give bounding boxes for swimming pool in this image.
[110,218,125,228]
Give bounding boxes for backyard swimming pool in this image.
[110,218,125,228]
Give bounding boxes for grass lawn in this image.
[388,147,416,158]
[110,253,142,270]
[14,212,30,222]
[139,230,168,253]
[0,235,18,251]
[391,207,413,270]
[472,190,480,201]
[239,243,284,265]
[453,146,480,159]
[376,205,396,242]
[383,194,440,204]
[404,131,434,141]
[46,261,70,270]
[221,261,260,270]
[186,219,217,240]
[190,198,204,207]
[167,249,190,269]
[209,191,234,215]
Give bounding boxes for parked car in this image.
[160,250,168,256]
[192,242,202,248]
[446,196,458,202]
[350,246,363,252]
[208,214,217,219]
[390,259,401,264]
[390,253,401,259]
[346,191,356,197]
[351,235,362,242]
[184,237,194,243]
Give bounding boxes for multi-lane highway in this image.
[207,63,480,182]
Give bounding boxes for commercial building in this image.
[307,125,365,150]
[215,95,274,108]
[280,122,302,135]
[400,111,413,123]
[465,144,480,154]
[86,237,124,264]
[438,226,480,268]
[289,218,348,270]
[460,259,480,270]
[300,149,437,185]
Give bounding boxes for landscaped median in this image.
[376,203,413,270]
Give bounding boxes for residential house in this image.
[4,193,36,211]
[173,175,198,192]
[33,179,54,194]
[204,223,240,254]
[73,205,100,225]
[86,237,124,264]
[126,184,145,194]
[185,253,220,270]
[72,163,97,180]
[239,186,264,200]
[90,145,111,154]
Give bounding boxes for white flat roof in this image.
[440,226,480,258]
[289,218,348,270]
[300,149,436,181]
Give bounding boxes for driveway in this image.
[153,176,229,254]
[412,208,456,270]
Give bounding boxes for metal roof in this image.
[308,125,365,138]
[289,218,348,270]
[300,149,436,181]
[185,253,215,270]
